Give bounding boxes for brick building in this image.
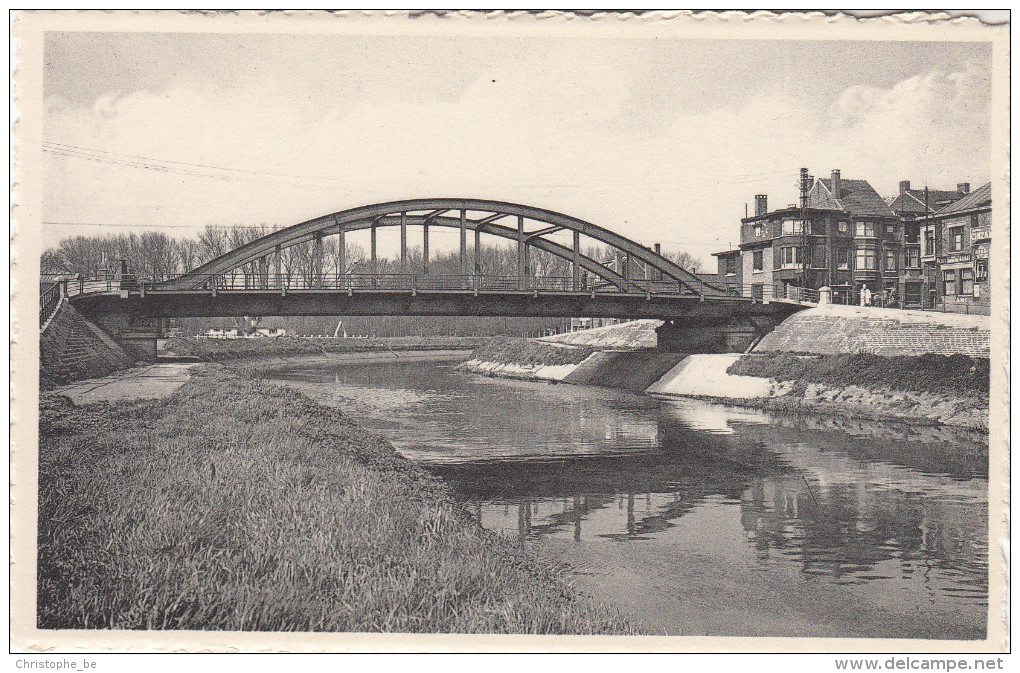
[888,180,969,308]
[719,170,897,305]
[716,170,989,313]
[926,182,992,314]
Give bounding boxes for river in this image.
[264,356,989,639]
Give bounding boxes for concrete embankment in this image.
[462,307,990,431]
[647,353,988,432]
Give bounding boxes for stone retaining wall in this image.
[40,300,135,389]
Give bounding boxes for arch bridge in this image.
[64,199,805,358]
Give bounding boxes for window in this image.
[943,269,957,295]
[781,246,800,268]
[885,250,897,271]
[855,221,876,237]
[725,256,737,276]
[782,220,803,235]
[905,247,920,268]
[961,268,974,296]
[925,229,935,256]
[813,246,826,268]
[976,259,989,281]
[752,223,764,238]
[904,223,920,244]
[752,250,764,272]
[838,220,849,233]
[949,226,964,252]
[836,248,850,269]
[855,248,877,270]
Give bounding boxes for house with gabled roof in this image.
[805,170,901,304]
[928,182,992,314]
[888,180,970,309]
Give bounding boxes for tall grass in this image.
[37,366,634,633]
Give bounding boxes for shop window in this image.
[961,268,974,296]
[943,269,957,296]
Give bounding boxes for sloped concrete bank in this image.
[462,330,988,432]
[456,335,685,392]
[647,353,988,433]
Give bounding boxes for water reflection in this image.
[265,359,989,621]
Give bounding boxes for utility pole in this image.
[800,167,810,295]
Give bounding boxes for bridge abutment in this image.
[655,315,786,353]
[87,309,162,362]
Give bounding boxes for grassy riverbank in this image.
[728,352,989,397]
[467,336,596,367]
[168,335,484,362]
[37,364,634,633]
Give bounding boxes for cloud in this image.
[42,61,991,268]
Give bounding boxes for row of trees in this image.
[42,227,703,337]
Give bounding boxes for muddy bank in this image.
[225,349,473,376]
[168,334,483,362]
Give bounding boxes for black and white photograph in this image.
[10,10,1009,658]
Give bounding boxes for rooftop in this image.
[935,182,991,216]
[808,177,896,218]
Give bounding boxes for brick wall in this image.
[754,307,989,357]
[40,299,136,389]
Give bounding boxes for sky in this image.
[42,32,992,266]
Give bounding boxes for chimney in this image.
[831,169,842,198]
[899,180,911,195]
[957,182,970,194]
[653,243,661,255]
[754,194,768,217]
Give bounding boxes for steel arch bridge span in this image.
[163,198,723,296]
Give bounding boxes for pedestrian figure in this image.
[862,286,872,306]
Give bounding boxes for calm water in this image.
[267,358,989,638]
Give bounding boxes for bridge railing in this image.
[715,283,829,305]
[144,273,704,296]
[40,281,62,326]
